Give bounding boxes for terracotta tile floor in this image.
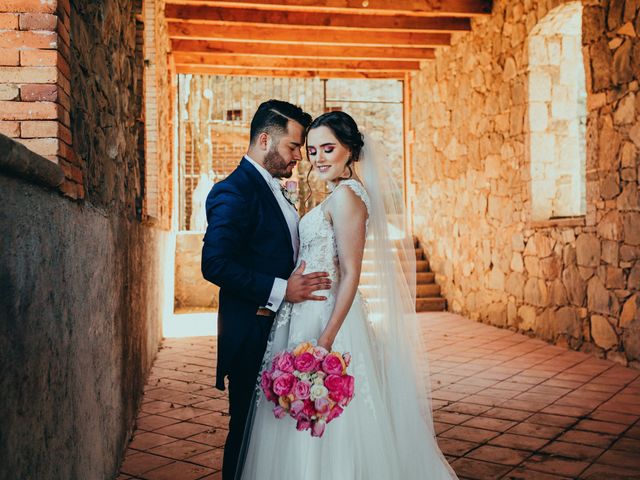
[117,312,640,480]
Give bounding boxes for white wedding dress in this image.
[238,179,457,480]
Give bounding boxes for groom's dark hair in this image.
[249,99,312,145]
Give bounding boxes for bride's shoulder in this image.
[327,180,369,215]
[336,179,369,205]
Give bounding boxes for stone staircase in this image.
[359,236,447,313]
[414,237,447,312]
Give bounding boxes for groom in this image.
[201,99,331,480]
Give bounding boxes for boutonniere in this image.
[280,184,298,210]
[280,181,298,210]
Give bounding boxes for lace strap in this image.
[334,179,371,214]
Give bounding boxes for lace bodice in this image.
[256,179,373,404]
[297,179,370,282]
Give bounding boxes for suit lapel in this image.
[239,158,294,259]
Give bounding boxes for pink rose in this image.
[324,375,345,403]
[273,406,287,419]
[337,375,355,406]
[296,414,312,431]
[260,371,272,390]
[311,420,326,437]
[322,353,345,375]
[314,397,330,415]
[293,380,311,400]
[343,375,355,398]
[343,352,351,367]
[313,346,329,361]
[271,369,285,379]
[327,405,344,423]
[290,399,305,417]
[324,374,343,393]
[303,399,315,417]
[261,372,277,403]
[294,352,317,373]
[272,372,296,396]
[329,390,344,403]
[273,352,295,373]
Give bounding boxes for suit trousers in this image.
[223,315,273,480]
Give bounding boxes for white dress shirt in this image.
[245,155,299,312]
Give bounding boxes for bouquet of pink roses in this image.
[260,341,355,438]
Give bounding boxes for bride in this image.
[237,111,457,480]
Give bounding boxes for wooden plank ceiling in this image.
[166,0,492,78]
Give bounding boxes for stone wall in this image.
[0,0,173,478]
[0,171,169,479]
[410,0,640,366]
[528,2,587,220]
[70,0,146,217]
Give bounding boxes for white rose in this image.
[310,384,328,401]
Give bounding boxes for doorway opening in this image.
[165,74,406,337]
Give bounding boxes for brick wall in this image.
[143,0,172,227]
[0,0,173,222]
[0,0,83,198]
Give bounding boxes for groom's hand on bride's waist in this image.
[285,261,331,303]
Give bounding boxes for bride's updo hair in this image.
[307,111,364,165]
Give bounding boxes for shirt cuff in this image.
[265,277,287,312]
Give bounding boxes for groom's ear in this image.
[258,131,270,151]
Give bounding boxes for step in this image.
[358,296,446,312]
[358,285,378,296]
[360,271,436,285]
[416,259,430,272]
[416,272,436,284]
[359,284,440,297]
[363,247,425,261]
[393,237,419,249]
[416,297,447,312]
[416,284,441,297]
[361,259,430,274]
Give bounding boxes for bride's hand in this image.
[317,334,333,352]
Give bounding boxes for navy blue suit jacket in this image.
[202,158,295,390]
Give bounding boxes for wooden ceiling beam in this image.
[166,0,492,17]
[174,52,420,70]
[175,64,406,78]
[168,22,451,47]
[171,39,436,60]
[165,4,471,32]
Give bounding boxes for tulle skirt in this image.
[239,293,457,480]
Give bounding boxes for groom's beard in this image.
[264,145,295,179]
